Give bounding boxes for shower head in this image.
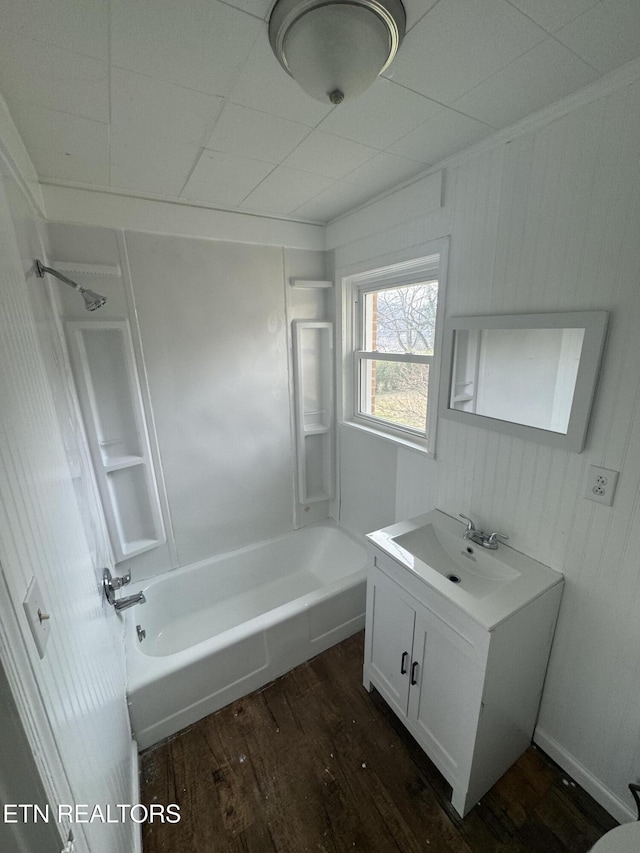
[81,289,107,311]
[35,259,107,311]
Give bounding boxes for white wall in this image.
[125,231,294,567]
[46,221,178,581]
[46,222,331,577]
[332,78,640,821]
[0,166,136,853]
[474,327,569,430]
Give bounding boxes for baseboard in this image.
[534,727,635,824]
[130,739,142,853]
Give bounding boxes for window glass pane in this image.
[360,359,429,433]
[363,281,438,354]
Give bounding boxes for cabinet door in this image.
[367,571,416,718]
[408,612,484,783]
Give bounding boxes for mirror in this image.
[440,311,608,451]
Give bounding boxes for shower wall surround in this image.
[47,222,329,579]
[125,232,293,568]
[331,79,640,822]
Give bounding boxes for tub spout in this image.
[103,567,146,611]
[114,591,146,612]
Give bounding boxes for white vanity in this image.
[364,509,564,817]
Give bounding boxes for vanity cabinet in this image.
[364,555,563,817]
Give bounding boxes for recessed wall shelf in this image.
[52,261,122,277]
[293,320,334,504]
[104,455,146,472]
[289,278,333,289]
[65,319,165,561]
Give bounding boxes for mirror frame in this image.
[439,310,609,452]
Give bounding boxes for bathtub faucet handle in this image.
[102,567,137,608]
[110,570,131,590]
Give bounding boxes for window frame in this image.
[340,240,448,457]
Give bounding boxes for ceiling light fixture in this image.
[269,0,406,106]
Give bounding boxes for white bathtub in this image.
[125,522,368,749]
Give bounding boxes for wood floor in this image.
[140,632,617,852]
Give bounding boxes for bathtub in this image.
[125,522,368,749]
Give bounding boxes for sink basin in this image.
[393,524,519,599]
[367,509,563,629]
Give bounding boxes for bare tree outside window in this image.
[359,281,438,433]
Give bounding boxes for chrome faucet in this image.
[459,514,509,550]
[113,591,146,612]
[102,568,146,611]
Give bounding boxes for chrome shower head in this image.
[82,289,107,311]
[35,259,107,312]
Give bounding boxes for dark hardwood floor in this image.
[140,632,617,852]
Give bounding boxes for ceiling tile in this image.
[241,166,334,215]
[2,0,636,222]
[228,29,333,127]
[0,31,108,122]
[452,38,599,129]
[205,103,311,163]
[389,107,492,164]
[345,152,425,191]
[110,126,201,197]
[384,0,547,104]
[402,0,441,32]
[111,0,262,96]
[28,145,109,185]
[292,181,376,222]
[282,130,378,179]
[7,101,108,183]
[317,79,441,149]
[0,0,108,60]
[554,0,640,73]
[222,0,273,20]
[111,68,223,147]
[507,0,601,33]
[181,150,275,206]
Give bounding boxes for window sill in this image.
[339,419,434,457]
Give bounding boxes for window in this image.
[343,246,446,454]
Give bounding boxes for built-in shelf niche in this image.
[66,319,165,562]
[450,328,479,412]
[293,320,333,504]
[289,278,333,289]
[52,261,122,278]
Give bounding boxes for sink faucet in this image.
[459,514,509,550]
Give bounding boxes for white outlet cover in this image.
[584,465,619,507]
[23,576,51,659]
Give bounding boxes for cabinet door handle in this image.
[411,661,419,685]
[400,651,409,674]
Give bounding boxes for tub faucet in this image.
[459,514,509,550]
[102,567,146,611]
[113,591,146,612]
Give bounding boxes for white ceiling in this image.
[1,0,639,224]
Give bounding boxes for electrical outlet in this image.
[584,465,619,506]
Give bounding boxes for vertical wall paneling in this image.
[334,79,640,822]
[0,173,135,853]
